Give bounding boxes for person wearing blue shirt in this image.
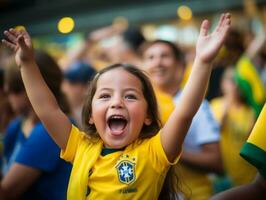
[0,50,72,200]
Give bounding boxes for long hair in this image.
[5,50,71,118]
[35,50,71,115]
[82,63,181,199]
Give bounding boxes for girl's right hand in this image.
[2,28,34,68]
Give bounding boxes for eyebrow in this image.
[98,87,142,94]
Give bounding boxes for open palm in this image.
[196,13,231,63]
[2,28,34,67]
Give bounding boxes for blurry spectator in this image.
[0,50,71,200]
[207,24,266,107]
[211,67,257,188]
[0,67,14,173]
[59,24,145,70]
[142,40,223,200]
[211,103,266,200]
[92,26,145,66]
[62,61,96,128]
[207,29,245,100]
[0,67,14,134]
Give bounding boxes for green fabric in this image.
[234,75,263,116]
[234,55,266,117]
[101,147,125,156]
[240,142,266,179]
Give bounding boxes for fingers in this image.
[19,29,31,40]
[1,39,17,51]
[9,28,20,37]
[199,19,210,37]
[17,35,27,50]
[214,13,225,33]
[220,13,231,38]
[215,13,231,33]
[3,29,17,43]
[2,28,31,51]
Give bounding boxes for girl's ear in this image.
[89,117,94,125]
[144,117,152,126]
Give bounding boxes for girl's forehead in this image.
[97,68,143,88]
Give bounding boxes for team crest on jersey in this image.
[116,159,136,185]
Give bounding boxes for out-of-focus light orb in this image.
[177,5,193,20]
[58,17,75,34]
[113,16,129,29]
[15,25,26,30]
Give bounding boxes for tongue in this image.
[109,120,126,135]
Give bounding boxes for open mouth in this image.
[107,115,128,135]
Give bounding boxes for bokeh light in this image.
[57,17,75,34]
[15,25,26,31]
[177,5,193,20]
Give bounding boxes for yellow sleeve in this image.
[240,104,266,179]
[246,104,266,150]
[148,132,181,173]
[60,125,89,163]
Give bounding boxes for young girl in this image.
[2,13,231,199]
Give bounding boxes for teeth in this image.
[109,115,126,120]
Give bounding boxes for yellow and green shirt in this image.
[240,103,266,179]
[61,125,179,200]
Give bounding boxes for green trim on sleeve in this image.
[240,142,266,179]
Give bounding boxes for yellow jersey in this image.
[61,125,179,200]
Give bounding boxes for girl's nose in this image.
[110,96,124,108]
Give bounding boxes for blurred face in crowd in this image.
[142,43,181,90]
[7,91,30,115]
[221,68,239,99]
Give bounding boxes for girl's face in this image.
[90,67,151,148]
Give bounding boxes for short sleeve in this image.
[240,104,266,179]
[60,125,89,163]
[147,132,181,173]
[15,123,61,172]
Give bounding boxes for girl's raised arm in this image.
[161,13,231,162]
[2,28,72,150]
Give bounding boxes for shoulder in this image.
[27,122,56,146]
[6,117,22,133]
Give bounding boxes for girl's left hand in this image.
[196,13,231,63]
[2,28,34,68]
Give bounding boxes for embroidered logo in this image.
[116,159,136,184]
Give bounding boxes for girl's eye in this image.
[99,94,110,99]
[125,94,137,100]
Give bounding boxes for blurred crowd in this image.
[0,9,266,200]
